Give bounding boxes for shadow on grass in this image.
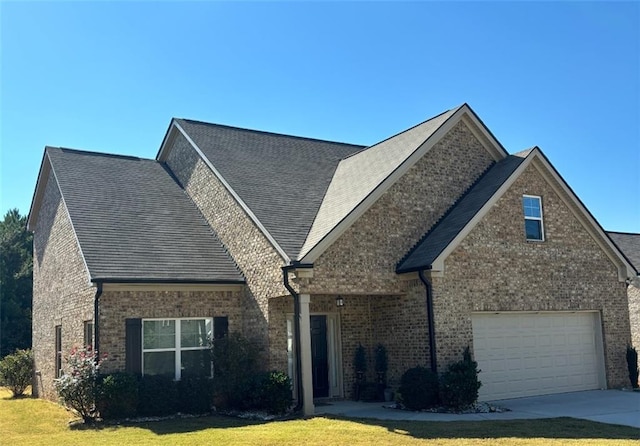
[69,413,270,434]
[69,412,640,441]
[321,415,640,441]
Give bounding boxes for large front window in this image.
[142,318,212,379]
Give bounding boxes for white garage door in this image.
[471,312,605,401]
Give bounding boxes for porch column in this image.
[299,293,314,416]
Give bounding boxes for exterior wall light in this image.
[336,296,344,307]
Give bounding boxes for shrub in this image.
[54,347,101,423]
[210,333,262,411]
[177,377,214,414]
[398,366,439,410]
[626,345,639,389]
[353,344,367,375]
[96,372,139,419]
[137,374,178,416]
[256,370,292,415]
[440,346,482,410]
[0,349,33,397]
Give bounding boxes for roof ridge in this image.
[176,118,366,149]
[396,157,502,271]
[340,105,462,162]
[49,146,155,162]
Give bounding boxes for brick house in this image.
[28,104,638,414]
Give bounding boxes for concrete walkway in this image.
[315,390,640,428]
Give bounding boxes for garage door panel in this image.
[472,312,603,400]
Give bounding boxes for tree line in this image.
[0,209,32,357]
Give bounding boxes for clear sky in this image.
[1,1,638,233]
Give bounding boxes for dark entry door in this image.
[310,315,329,398]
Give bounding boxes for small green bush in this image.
[398,366,439,410]
[626,345,639,389]
[96,372,139,419]
[0,349,33,397]
[440,346,482,410]
[177,377,214,414]
[210,333,262,411]
[257,370,292,415]
[137,375,178,416]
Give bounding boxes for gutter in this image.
[282,263,312,412]
[418,269,437,374]
[93,282,103,363]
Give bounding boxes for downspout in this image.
[93,282,103,363]
[418,269,437,374]
[282,266,303,412]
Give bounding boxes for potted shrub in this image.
[375,344,391,401]
[353,344,367,400]
[353,344,367,381]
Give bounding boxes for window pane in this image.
[523,197,541,218]
[143,351,175,376]
[525,219,542,240]
[181,319,211,348]
[181,350,212,378]
[143,320,176,349]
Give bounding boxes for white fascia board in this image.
[171,121,291,264]
[26,151,52,231]
[300,105,507,264]
[155,119,178,163]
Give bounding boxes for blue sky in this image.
[1,1,638,232]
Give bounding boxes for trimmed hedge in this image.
[398,366,439,410]
[96,372,139,419]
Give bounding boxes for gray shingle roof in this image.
[607,232,640,273]
[174,119,365,259]
[46,147,244,283]
[397,154,527,273]
[300,106,461,258]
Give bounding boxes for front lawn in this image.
[1,388,638,445]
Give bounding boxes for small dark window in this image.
[523,195,544,241]
[55,325,62,378]
[84,321,94,350]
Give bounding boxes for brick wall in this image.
[165,133,287,353]
[98,288,244,374]
[307,121,495,295]
[629,284,640,351]
[32,175,95,400]
[431,163,631,388]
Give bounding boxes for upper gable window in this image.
[523,195,544,241]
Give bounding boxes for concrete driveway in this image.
[315,390,640,428]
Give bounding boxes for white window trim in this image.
[523,194,545,242]
[142,317,213,380]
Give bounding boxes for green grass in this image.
[1,388,639,445]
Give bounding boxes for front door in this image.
[310,315,329,398]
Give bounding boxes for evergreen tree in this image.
[0,209,33,357]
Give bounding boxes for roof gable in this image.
[30,147,244,283]
[299,103,509,263]
[160,119,365,261]
[607,232,640,273]
[397,148,637,282]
